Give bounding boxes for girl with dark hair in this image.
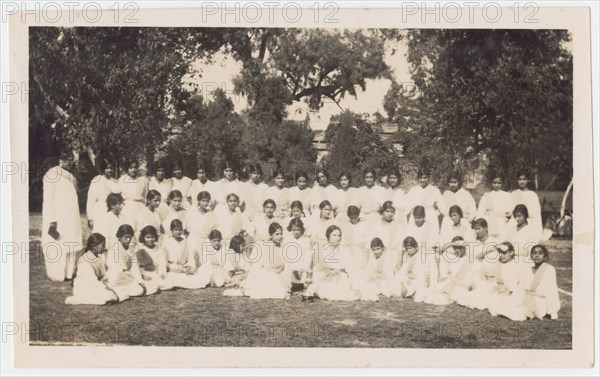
[265,169,290,219]
[476,170,514,240]
[384,168,406,227]
[215,160,243,209]
[305,225,359,301]
[239,222,290,299]
[310,169,337,215]
[506,204,540,260]
[522,245,561,320]
[366,201,404,254]
[105,224,147,301]
[240,163,268,220]
[170,161,192,209]
[510,169,543,240]
[334,171,359,218]
[357,168,385,223]
[189,163,218,209]
[442,171,477,222]
[439,205,476,246]
[94,192,130,248]
[163,219,206,289]
[353,237,403,301]
[65,233,119,305]
[397,236,438,302]
[307,200,337,244]
[405,167,447,233]
[161,190,187,237]
[117,158,149,220]
[289,170,313,217]
[185,191,217,260]
[136,226,172,293]
[86,157,118,230]
[134,190,163,240]
[283,217,313,292]
[148,160,172,218]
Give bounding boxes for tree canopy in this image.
[385,29,572,189]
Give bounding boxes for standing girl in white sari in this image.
[476,172,514,240]
[357,168,385,223]
[405,168,446,233]
[334,171,359,218]
[215,161,243,209]
[384,169,406,227]
[148,161,171,219]
[442,171,477,222]
[310,170,337,215]
[265,169,290,219]
[117,159,148,221]
[170,162,192,209]
[86,158,117,230]
[189,164,218,209]
[240,163,268,221]
[510,169,543,240]
[288,171,313,217]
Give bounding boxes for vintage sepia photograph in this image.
[4,3,595,370]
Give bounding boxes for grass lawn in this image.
[28,213,572,348]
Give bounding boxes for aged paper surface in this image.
[5,3,595,369]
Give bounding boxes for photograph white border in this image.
[2,1,597,371]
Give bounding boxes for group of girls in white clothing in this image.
[69,161,560,321]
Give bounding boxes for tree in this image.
[386,30,572,189]
[230,28,389,181]
[322,111,401,185]
[29,27,232,165]
[165,88,244,179]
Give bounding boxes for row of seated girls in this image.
[66,188,560,321]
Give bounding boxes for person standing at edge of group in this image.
[42,150,83,281]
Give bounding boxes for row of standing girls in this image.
[86,159,545,247]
